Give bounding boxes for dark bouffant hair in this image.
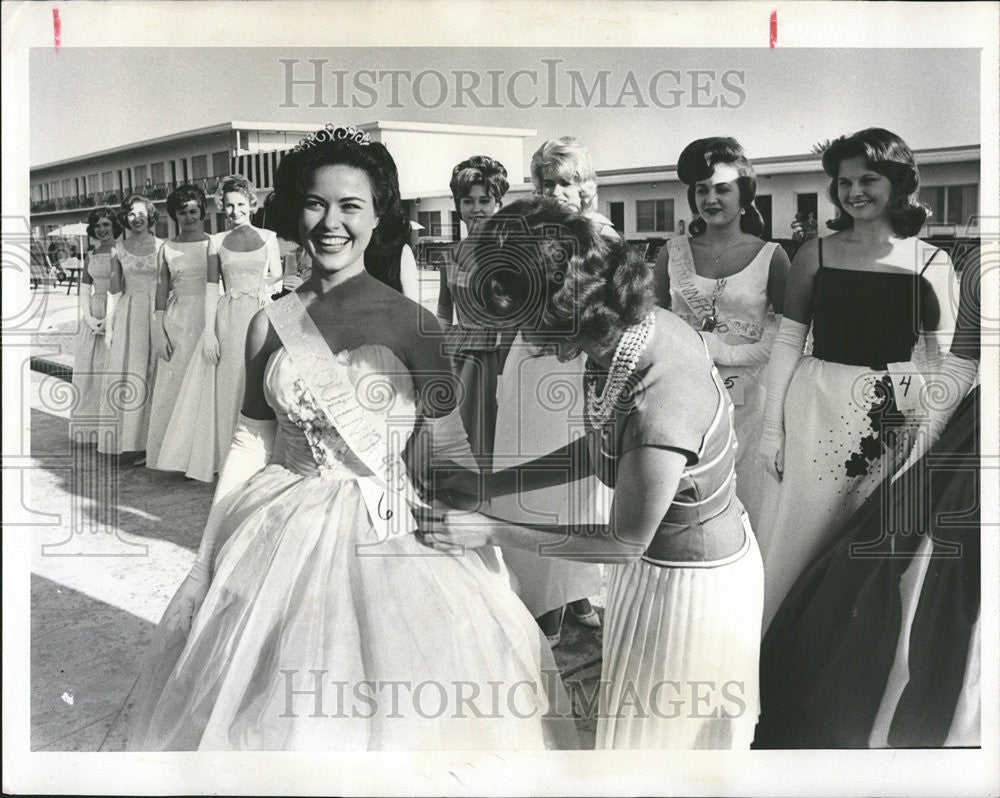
[449,155,510,216]
[86,206,122,239]
[457,196,654,351]
[822,128,928,237]
[265,132,410,292]
[118,194,158,232]
[677,137,764,237]
[166,184,207,221]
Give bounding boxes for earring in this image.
[740,208,746,215]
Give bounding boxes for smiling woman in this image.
[97,195,164,458]
[128,125,575,751]
[755,128,960,630]
[150,176,283,481]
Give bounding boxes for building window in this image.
[216,212,228,232]
[102,171,114,192]
[88,174,99,195]
[62,178,73,197]
[635,199,673,233]
[150,162,165,186]
[418,210,443,237]
[134,164,148,187]
[191,154,209,180]
[920,183,979,228]
[212,151,230,178]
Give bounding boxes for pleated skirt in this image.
[597,527,763,749]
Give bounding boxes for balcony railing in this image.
[30,176,236,214]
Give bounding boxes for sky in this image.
[30,47,980,177]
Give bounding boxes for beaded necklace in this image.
[585,312,655,429]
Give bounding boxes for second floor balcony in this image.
[30,176,233,215]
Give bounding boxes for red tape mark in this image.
[769,10,777,48]
[52,8,61,52]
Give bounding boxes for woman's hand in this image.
[431,463,487,510]
[202,329,220,364]
[160,560,210,637]
[414,506,494,553]
[152,317,173,362]
[759,432,785,482]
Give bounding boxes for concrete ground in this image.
[24,280,605,751]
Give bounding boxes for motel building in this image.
[30,120,981,262]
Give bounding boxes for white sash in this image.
[266,293,426,543]
[668,237,729,333]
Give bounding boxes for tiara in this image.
[294,124,371,152]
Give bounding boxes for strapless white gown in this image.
[129,344,576,750]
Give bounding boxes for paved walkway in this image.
[24,282,605,751]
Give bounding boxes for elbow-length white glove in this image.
[758,318,808,481]
[161,414,276,637]
[201,289,221,363]
[702,314,781,367]
[893,352,978,482]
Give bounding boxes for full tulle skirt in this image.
[129,464,578,750]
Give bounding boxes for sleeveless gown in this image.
[69,252,112,442]
[146,239,209,466]
[98,239,161,454]
[154,232,273,480]
[755,259,947,630]
[667,236,776,527]
[128,343,576,750]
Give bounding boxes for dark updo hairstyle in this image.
[166,184,207,222]
[265,126,410,292]
[449,155,510,217]
[118,194,158,232]
[822,127,928,237]
[86,206,122,239]
[677,137,764,237]
[457,196,654,351]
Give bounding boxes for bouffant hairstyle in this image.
[449,155,510,217]
[457,196,654,351]
[822,128,928,237]
[118,195,158,232]
[264,130,409,292]
[214,174,259,211]
[677,137,764,237]
[86,206,122,239]
[530,137,599,213]
[166,184,208,221]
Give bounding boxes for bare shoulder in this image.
[246,307,281,357]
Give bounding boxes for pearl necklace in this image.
[586,312,655,429]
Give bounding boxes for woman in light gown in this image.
[435,155,513,468]
[492,137,609,645]
[128,125,574,751]
[755,253,981,748]
[654,138,790,528]
[423,197,763,749]
[157,175,283,481]
[755,128,959,630]
[98,195,164,458]
[69,207,120,443]
[146,185,211,467]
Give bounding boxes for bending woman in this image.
[422,196,764,749]
[755,128,959,630]
[129,126,573,751]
